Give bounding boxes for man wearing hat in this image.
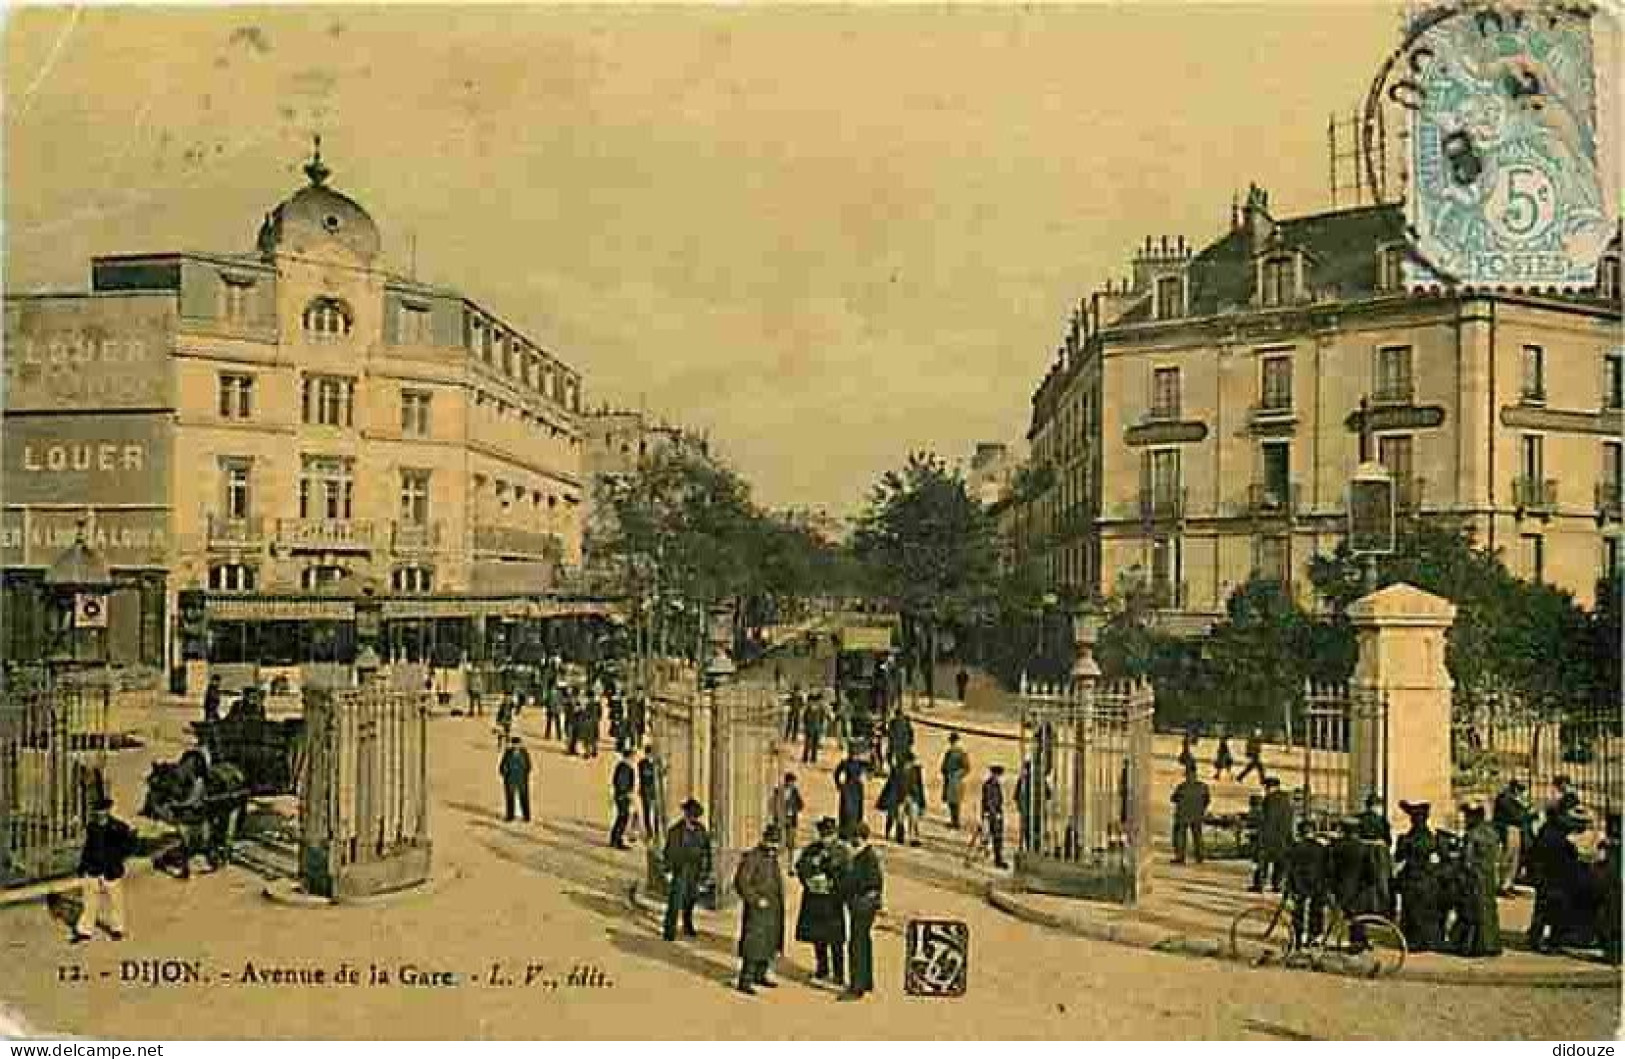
[834,746,867,841]
[838,822,884,1001]
[1169,762,1210,866]
[499,736,533,823]
[1283,818,1330,947]
[1251,775,1294,892]
[609,748,636,849]
[981,764,1008,869]
[1527,802,1587,953]
[1493,778,1533,895]
[939,732,971,829]
[1394,800,1447,952]
[734,824,786,995]
[663,799,711,942]
[794,817,850,985]
[769,772,806,858]
[1355,791,1392,845]
[1329,815,1388,951]
[73,795,136,942]
[1454,801,1503,957]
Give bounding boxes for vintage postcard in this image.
[1,1,1621,1043]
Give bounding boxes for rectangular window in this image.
[1378,434,1414,481]
[1376,246,1405,291]
[1261,257,1293,307]
[1605,353,1623,410]
[303,376,355,427]
[401,389,432,437]
[399,304,431,344]
[1376,345,1414,403]
[1260,441,1291,509]
[221,459,252,520]
[1261,355,1292,411]
[1155,275,1182,320]
[218,374,254,419]
[1605,537,1621,582]
[222,281,250,324]
[1604,442,1623,513]
[1602,257,1621,301]
[400,469,431,525]
[1524,535,1545,583]
[1151,536,1181,606]
[1256,535,1290,584]
[1521,345,1545,402]
[1521,434,1543,481]
[299,456,354,520]
[1151,367,1181,420]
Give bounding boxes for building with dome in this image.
[3,142,596,676]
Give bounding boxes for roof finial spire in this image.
[304,133,331,186]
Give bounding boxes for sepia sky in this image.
[5,4,1620,515]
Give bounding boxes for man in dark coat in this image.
[886,710,914,770]
[1170,763,1210,865]
[940,733,971,829]
[637,746,663,838]
[877,752,925,846]
[609,749,636,849]
[564,688,582,756]
[838,822,884,1001]
[1596,815,1621,965]
[1284,819,1330,947]
[1394,800,1447,952]
[72,796,135,942]
[499,736,533,823]
[663,799,711,941]
[835,747,867,840]
[1527,805,1583,953]
[1355,791,1392,845]
[1251,776,1294,891]
[1329,817,1389,951]
[954,668,970,702]
[734,824,786,995]
[769,772,806,857]
[202,674,223,724]
[802,695,827,764]
[1453,802,1503,957]
[783,685,804,742]
[1493,778,1533,895]
[795,817,850,985]
[982,765,1009,869]
[1236,728,1268,784]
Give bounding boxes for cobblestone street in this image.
[2,670,1617,1040]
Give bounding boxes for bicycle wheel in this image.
[1228,903,1290,965]
[1327,914,1408,977]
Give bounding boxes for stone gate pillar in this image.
[1347,583,1456,833]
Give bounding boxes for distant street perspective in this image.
[2,2,1621,1043]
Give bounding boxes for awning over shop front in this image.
[204,598,355,622]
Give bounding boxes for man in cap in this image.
[637,745,664,838]
[1453,801,1503,957]
[981,764,1009,869]
[663,798,711,942]
[1493,777,1533,895]
[794,817,850,986]
[939,732,971,829]
[72,795,135,942]
[1170,762,1211,866]
[769,772,806,858]
[499,735,533,823]
[1251,776,1294,892]
[734,824,786,995]
[1355,791,1392,845]
[609,748,636,849]
[838,822,884,1001]
[834,745,867,840]
[1283,818,1330,947]
[1394,800,1447,952]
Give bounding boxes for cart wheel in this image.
[1228,903,1289,965]
[1328,914,1408,977]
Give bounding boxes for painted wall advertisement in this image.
[3,295,176,411]
[2,412,171,567]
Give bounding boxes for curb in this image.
[985,881,1619,990]
[262,863,462,909]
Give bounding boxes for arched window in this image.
[302,297,353,338]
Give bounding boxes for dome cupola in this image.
[255,137,382,263]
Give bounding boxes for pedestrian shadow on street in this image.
[444,799,507,825]
[470,819,639,898]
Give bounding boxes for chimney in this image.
[1243,182,1275,249]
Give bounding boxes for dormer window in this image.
[1258,254,1296,307]
[398,302,431,344]
[1154,274,1185,320]
[302,297,352,338]
[220,275,254,324]
[1376,244,1406,291]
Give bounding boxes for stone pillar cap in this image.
[1347,581,1457,627]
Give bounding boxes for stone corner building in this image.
[1014,185,1623,630]
[3,144,590,671]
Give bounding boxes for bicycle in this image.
[1228,891,1408,977]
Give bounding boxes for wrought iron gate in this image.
[1,668,110,886]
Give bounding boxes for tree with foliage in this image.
[853,452,998,702]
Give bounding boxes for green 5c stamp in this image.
[1380,3,1609,289]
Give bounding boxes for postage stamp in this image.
[1404,3,1609,289]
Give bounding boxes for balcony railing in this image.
[1597,481,1622,521]
[1138,487,1186,523]
[1142,401,1182,423]
[1246,481,1299,517]
[1251,396,1295,421]
[275,518,375,549]
[1512,477,1558,513]
[206,514,265,549]
[391,520,443,551]
[1371,380,1416,406]
[1395,476,1426,512]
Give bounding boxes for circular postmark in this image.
[1359,0,1605,290]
